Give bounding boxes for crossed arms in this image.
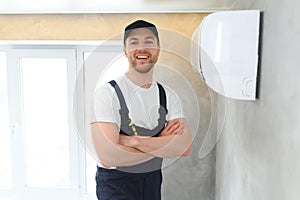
[91,118,192,168]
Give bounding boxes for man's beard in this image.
[129,50,158,74]
[131,62,155,74]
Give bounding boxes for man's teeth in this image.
[137,55,149,59]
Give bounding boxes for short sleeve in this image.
[91,84,120,125]
[165,86,185,121]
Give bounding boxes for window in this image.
[0,43,124,200]
[83,51,127,194]
[21,58,70,188]
[0,52,13,190]
[2,49,82,200]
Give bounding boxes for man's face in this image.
[124,28,160,74]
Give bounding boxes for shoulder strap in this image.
[108,80,128,111]
[109,80,168,136]
[109,80,168,113]
[109,80,168,122]
[157,82,168,114]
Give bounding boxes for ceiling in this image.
[0,0,237,14]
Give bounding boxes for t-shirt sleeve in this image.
[165,87,185,121]
[91,84,120,124]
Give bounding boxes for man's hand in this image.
[118,118,191,158]
[159,119,183,137]
[91,122,155,168]
[119,118,183,147]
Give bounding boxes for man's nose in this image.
[136,43,148,50]
[137,40,155,49]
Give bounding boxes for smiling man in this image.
[91,20,192,200]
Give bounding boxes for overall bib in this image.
[96,80,168,200]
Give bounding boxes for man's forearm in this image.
[120,119,192,158]
[102,143,155,167]
[134,134,191,158]
[92,122,154,168]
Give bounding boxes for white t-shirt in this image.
[92,75,184,128]
[92,75,184,168]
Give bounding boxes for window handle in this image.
[11,124,17,136]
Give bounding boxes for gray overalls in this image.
[96,80,168,200]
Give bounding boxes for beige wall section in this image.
[0,13,208,40]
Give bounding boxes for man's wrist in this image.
[130,136,139,148]
[119,135,148,149]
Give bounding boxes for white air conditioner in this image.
[191,10,260,100]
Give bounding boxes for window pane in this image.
[83,52,127,87]
[0,52,13,190]
[84,53,127,195]
[21,58,70,188]
[86,152,97,194]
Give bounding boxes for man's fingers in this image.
[165,120,178,131]
[168,122,180,134]
[167,120,184,135]
[160,119,184,136]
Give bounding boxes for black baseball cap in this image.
[123,20,160,45]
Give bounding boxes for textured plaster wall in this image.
[156,29,217,200]
[216,0,300,200]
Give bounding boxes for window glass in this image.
[0,52,13,190]
[84,53,127,194]
[21,58,70,188]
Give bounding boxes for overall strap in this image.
[109,80,167,114]
[108,80,128,112]
[109,80,168,136]
[157,82,168,115]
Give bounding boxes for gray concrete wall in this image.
[156,43,216,200]
[216,0,300,200]
[154,29,217,200]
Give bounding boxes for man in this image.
[91,19,192,200]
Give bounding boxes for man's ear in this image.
[123,48,129,57]
[157,46,161,56]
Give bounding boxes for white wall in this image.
[216,0,300,199]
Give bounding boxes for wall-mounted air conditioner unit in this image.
[191,10,260,100]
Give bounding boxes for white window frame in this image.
[0,41,123,200]
[3,48,81,200]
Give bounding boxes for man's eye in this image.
[130,41,138,45]
[145,40,154,44]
